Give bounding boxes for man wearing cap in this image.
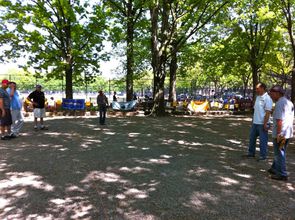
[268,85,294,181]
[244,83,273,161]
[7,82,24,136]
[27,85,46,130]
[97,90,108,125]
[0,79,13,140]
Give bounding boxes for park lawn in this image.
[0,115,294,220]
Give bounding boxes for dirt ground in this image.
[0,115,294,220]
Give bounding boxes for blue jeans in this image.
[248,124,268,158]
[271,139,289,177]
[99,106,106,125]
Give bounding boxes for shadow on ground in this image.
[0,115,294,219]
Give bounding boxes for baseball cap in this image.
[270,85,285,95]
[36,84,42,88]
[2,79,9,84]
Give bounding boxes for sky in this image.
[0,41,121,79]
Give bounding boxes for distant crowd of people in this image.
[0,79,47,140]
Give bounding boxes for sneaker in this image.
[40,126,48,130]
[271,174,288,181]
[257,157,267,162]
[34,126,38,130]
[9,133,17,138]
[267,168,276,175]
[1,136,10,140]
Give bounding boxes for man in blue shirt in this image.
[268,86,294,181]
[7,82,24,136]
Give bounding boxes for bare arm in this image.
[9,86,15,98]
[263,111,271,130]
[0,98,5,117]
[276,119,283,136]
[0,98,4,110]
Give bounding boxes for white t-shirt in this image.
[253,92,273,125]
[272,97,294,139]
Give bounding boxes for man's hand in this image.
[277,134,286,149]
[263,123,269,131]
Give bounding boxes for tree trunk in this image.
[150,0,170,116]
[154,73,166,116]
[282,1,295,103]
[291,65,295,102]
[64,1,73,99]
[65,63,73,99]
[168,48,177,102]
[251,64,259,100]
[126,0,134,101]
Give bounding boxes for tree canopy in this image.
[1,0,295,115]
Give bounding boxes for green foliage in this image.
[0,0,106,92]
[1,0,295,103]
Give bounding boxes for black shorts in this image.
[0,109,12,126]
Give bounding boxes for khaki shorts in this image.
[34,108,46,118]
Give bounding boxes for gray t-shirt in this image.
[0,88,11,109]
[272,96,294,139]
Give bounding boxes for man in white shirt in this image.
[268,86,294,181]
[244,83,273,161]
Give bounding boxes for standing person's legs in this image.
[99,108,103,125]
[258,125,268,159]
[272,139,289,177]
[247,124,258,156]
[11,110,17,134]
[34,108,39,128]
[40,109,46,129]
[5,109,12,135]
[34,118,38,128]
[102,107,106,125]
[13,110,24,135]
[1,109,12,139]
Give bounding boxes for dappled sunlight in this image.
[184,192,219,211]
[233,173,252,179]
[81,171,130,184]
[222,165,237,171]
[286,183,294,191]
[128,133,141,138]
[43,132,61,136]
[187,167,209,177]
[103,131,116,135]
[134,158,170,165]
[205,143,240,151]
[0,172,54,192]
[217,176,240,186]
[170,129,190,134]
[0,172,54,218]
[49,196,94,219]
[162,138,202,149]
[1,116,294,219]
[119,166,151,174]
[123,188,148,199]
[227,139,242,145]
